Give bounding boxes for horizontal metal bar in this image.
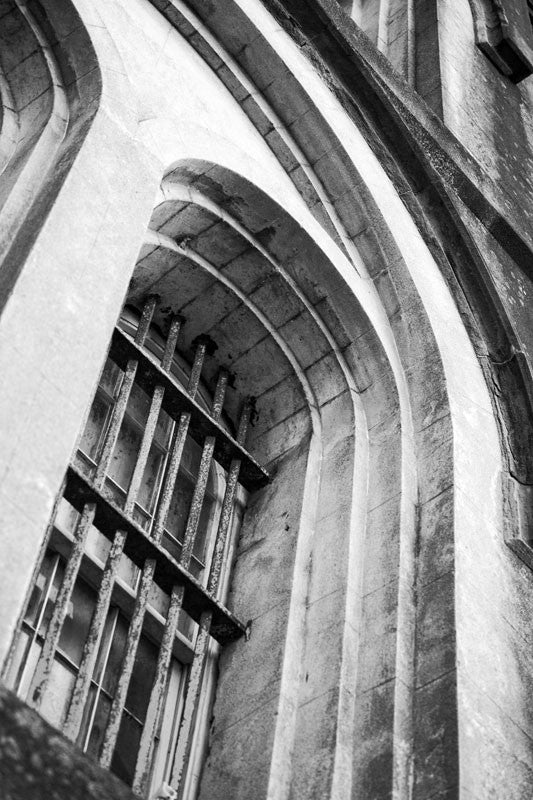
[109,327,269,491]
[64,465,246,644]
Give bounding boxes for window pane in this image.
[98,612,128,696]
[108,415,143,492]
[78,390,112,462]
[111,711,142,786]
[99,358,122,397]
[125,634,158,723]
[37,557,65,637]
[84,689,112,759]
[39,658,76,728]
[25,550,58,629]
[137,441,167,513]
[165,472,194,543]
[58,577,96,666]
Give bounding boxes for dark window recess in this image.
[3,296,268,798]
[471,0,533,82]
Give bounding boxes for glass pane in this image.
[149,659,186,792]
[39,658,76,728]
[111,711,142,786]
[99,612,128,696]
[193,495,214,564]
[99,358,122,398]
[125,634,158,723]
[165,471,195,543]
[137,441,166,513]
[37,557,65,637]
[17,639,42,700]
[154,406,172,448]
[125,382,151,428]
[58,577,96,666]
[84,690,112,759]
[25,550,58,629]
[108,414,143,492]
[78,390,113,462]
[181,437,202,477]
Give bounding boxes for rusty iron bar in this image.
[132,584,184,795]
[28,502,96,710]
[62,529,127,742]
[109,327,269,490]
[151,336,213,544]
[180,369,229,570]
[63,465,247,643]
[99,558,156,769]
[94,296,157,489]
[170,401,251,796]
[124,315,183,516]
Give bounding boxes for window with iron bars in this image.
[4,296,269,798]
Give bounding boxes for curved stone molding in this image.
[0,2,520,799]
[0,0,102,312]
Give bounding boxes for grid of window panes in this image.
[4,302,258,798]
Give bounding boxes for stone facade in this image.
[1,1,533,798]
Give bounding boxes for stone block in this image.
[416,572,455,688]
[353,679,395,800]
[363,493,403,595]
[413,672,459,800]
[306,352,350,408]
[358,580,400,692]
[417,487,454,587]
[290,687,339,800]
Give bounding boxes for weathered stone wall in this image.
[0,1,531,799]
[437,0,533,219]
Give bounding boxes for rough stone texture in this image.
[0,684,136,800]
[0,1,533,800]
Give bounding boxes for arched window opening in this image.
[5,296,268,797]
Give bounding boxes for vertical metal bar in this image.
[28,502,96,710]
[132,584,184,795]
[62,529,127,742]
[99,558,156,769]
[170,401,251,796]
[94,296,157,489]
[124,316,183,516]
[151,338,211,543]
[180,370,229,569]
